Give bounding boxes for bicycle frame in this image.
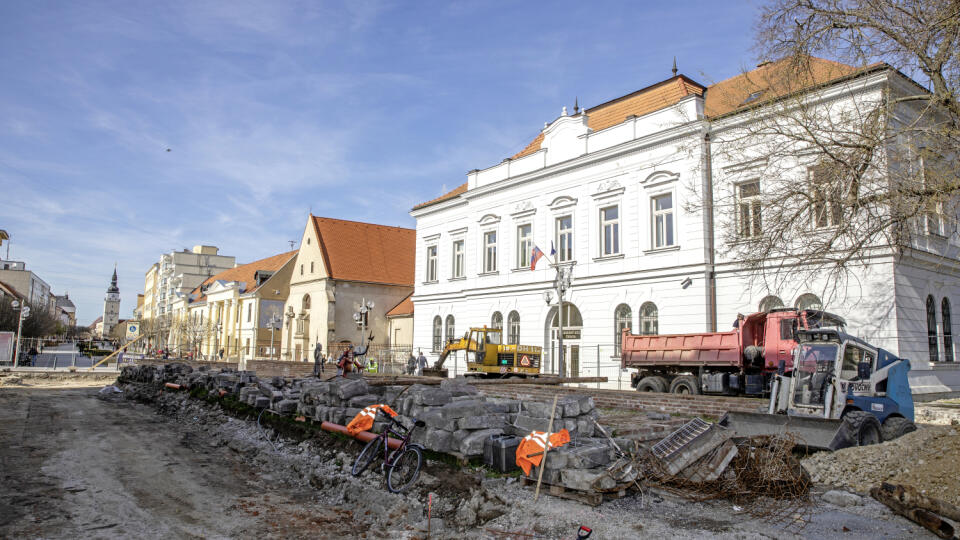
[373,410,417,468]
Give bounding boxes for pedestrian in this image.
[218,348,224,361]
[406,352,417,376]
[313,342,324,376]
[733,313,745,329]
[27,346,38,367]
[416,349,427,376]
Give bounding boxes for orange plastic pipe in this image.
[164,383,182,390]
[319,421,403,450]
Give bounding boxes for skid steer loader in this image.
[719,328,916,451]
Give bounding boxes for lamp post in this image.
[543,264,573,377]
[11,300,30,368]
[353,298,375,350]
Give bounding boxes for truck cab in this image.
[741,308,846,374]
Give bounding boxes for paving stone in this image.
[459,428,503,456]
[347,394,380,408]
[414,388,453,407]
[276,399,298,413]
[566,444,614,469]
[513,415,552,433]
[484,399,520,414]
[576,395,595,414]
[560,468,616,491]
[334,379,369,400]
[559,398,581,418]
[254,396,271,408]
[457,414,507,431]
[541,449,570,470]
[576,417,596,438]
[420,427,453,453]
[420,410,458,431]
[439,399,486,419]
[521,401,552,418]
[529,466,561,485]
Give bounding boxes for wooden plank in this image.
[363,375,607,386]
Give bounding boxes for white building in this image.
[0,260,51,309]
[149,246,237,318]
[411,58,960,396]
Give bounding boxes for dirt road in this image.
[0,386,940,539]
[0,387,360,539]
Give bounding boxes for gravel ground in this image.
[802,425,960,506]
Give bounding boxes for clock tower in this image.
[102,266,121,338]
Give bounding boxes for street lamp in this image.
[11,300,30,368]
[354,298,375,349]
[543,264,573,377]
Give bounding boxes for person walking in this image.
[406,352,417,376]
[416,349,427,376]
[218,348,225,361]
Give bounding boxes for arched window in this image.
[927,295,939,363]
[507,311,520,345]
[795,293,822,311]
[943,298,954,362]
[639,302,658,335]
[614,304,632,355]
[758,295,784,312]
[445,315,455,346]
[432,316,442,352]
[491,312,503,344]
[302,294,311,310]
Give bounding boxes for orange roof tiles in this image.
[414,57,886,211]
[311,216,415,286]
[190,250,297,302]
[386,293,413,317]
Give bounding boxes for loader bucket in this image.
[717,411,849,452]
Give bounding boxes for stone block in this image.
[422,427,454,453]
[561,418,578,434]
[484,399,520,414]
[420,410,458,432]
[459,428,503,456]
[577,395,595,414]
[457,414,507,431]
[541,449,570,470]
[439,399,486,419]
[441,379,480,397]
[566,444,614,469]
[334,379,369,400]
[276,399,298,414]
[528,466,561,485]
[521,401,552,418]
[254,396,271,408]
[559,398,581,418]
[560,468,616,491]
[347,394,380,408]
[576,417,596,438]
[513,415,552,433]
[414,388,453,407]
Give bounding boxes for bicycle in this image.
[350,408,426,493]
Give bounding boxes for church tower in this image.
[102,266,120,338]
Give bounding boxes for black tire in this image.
[386,446,423,493]
[881,416,917,441]
[842,411,882,446]
[636,376,668,393]
[351,437,381,477]
[669,375,700,395]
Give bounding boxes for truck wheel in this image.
[636,376,667,393]
[842,411,882,446]
[669,375,700,395]
[881,416,917,441]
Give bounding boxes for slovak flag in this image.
[530,245,545,270]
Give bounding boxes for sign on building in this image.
[125,322,140,340]
[0,331,13,363]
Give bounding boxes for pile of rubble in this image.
[117,364,626,496]
[802,425,960,506]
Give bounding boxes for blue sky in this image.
[1,0,760,325]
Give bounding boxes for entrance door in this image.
[548,302,583,377]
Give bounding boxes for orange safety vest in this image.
[346,404,399,436]
[516,429,571,476]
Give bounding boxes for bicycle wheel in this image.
[386,446,423,493]
[352,437,381,477]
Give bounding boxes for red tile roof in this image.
[386,293,413,317]
[414,57,882,211]
[190,250,297,302]
[311,216,415,286]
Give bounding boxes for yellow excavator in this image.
[423,327,543,378]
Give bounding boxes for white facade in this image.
[412,68,960,394]
[151,246,236,317]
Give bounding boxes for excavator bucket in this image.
[717,411,850,452]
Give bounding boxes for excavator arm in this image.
[433,334,479,370]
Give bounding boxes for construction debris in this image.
[871,483,957,539]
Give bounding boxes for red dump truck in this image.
[620,309,845,396]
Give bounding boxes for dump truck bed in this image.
[621,330,743,368]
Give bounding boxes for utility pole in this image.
[543,264,573,377]
[11,300,30,368]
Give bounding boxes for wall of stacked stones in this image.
[118,364,631,492]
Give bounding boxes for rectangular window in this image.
[810,167,842,228]
[246,303,251,323]
[452,240,464,278]
[556,215,573,262]
[737,181,762,238]
[483,231,498,273]
[600,206,620,256]
[516,224,532,269]
[426,245,438,282]
[652,194,675,248]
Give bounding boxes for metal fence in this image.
[0,336,120,370]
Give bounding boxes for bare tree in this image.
[703,0,960,303]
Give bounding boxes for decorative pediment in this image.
[592,178,625,200]
[641,170,680,188]
[510,200,536,218]
[478,213,501,226]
